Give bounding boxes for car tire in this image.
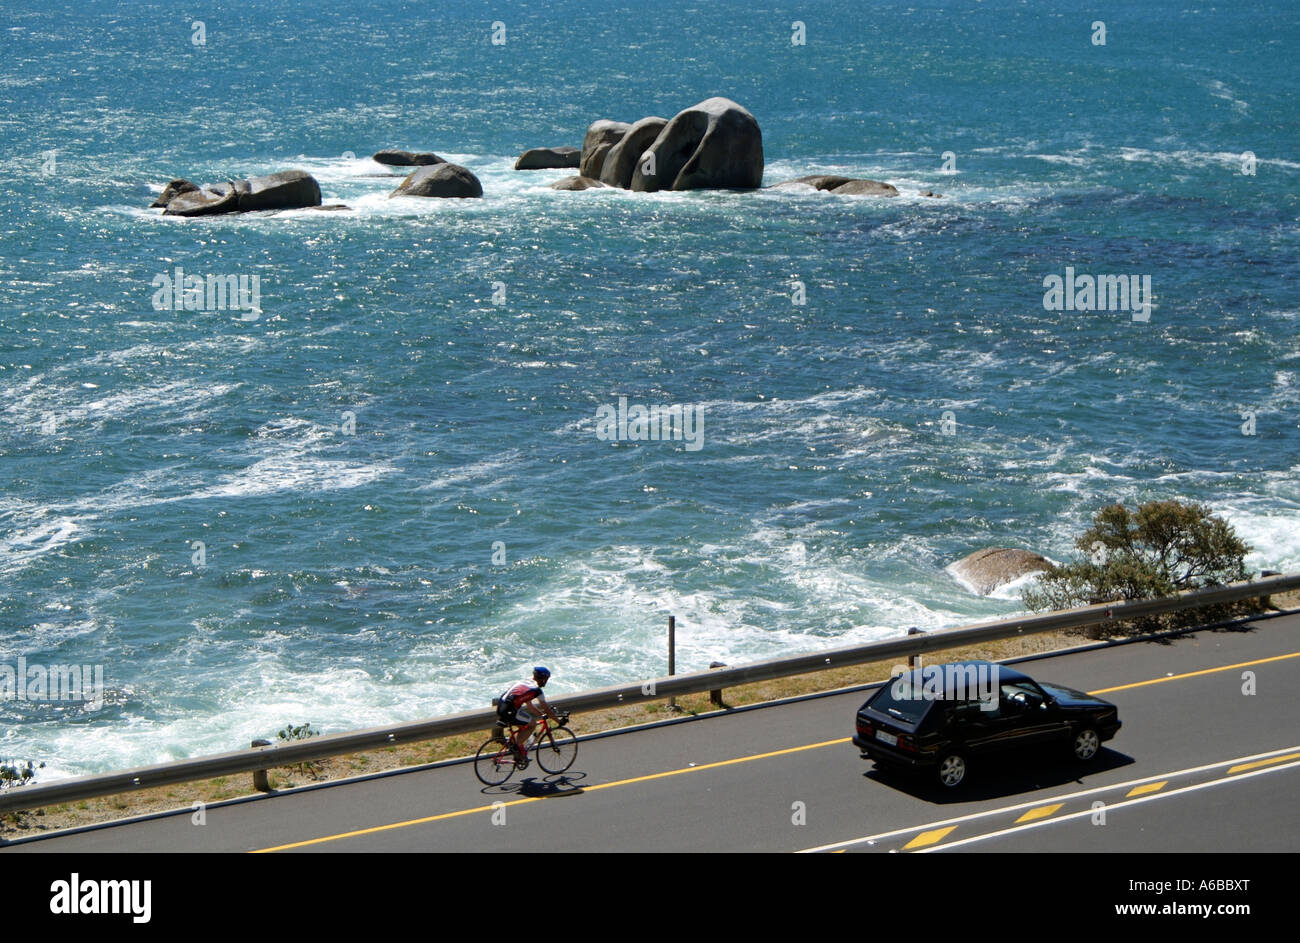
[1071,727,1101,762]
[935,752,968,788]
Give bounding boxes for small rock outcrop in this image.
[579,120,632,179]
[373,150,444,166]
[948,548,1052,596]
[548,175,612,191]
[515,146,580,170]
[771,174,899,197]
[159,170,322,216]
[598,116,668,188]
[151,179,199,208]
[389,163,483,198]
[630,97,763,192]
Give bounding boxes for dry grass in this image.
[4,598,1295,842]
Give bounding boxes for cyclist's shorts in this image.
[514,705,536,725]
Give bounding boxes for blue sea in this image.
[1,0,1297,777]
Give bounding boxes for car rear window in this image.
[867,677,933,727]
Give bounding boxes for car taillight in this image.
[897,734,917,752]
[856,720,874,737]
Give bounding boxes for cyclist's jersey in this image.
[503,681,546,709]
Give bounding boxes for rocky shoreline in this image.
[148,95,942,215]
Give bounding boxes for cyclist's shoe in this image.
[508,741,528,767]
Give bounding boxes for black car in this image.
[852,660,1122,788]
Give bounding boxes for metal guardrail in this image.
[1,572,1296,814]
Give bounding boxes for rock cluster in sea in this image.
[149,96,939,213]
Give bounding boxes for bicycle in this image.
[474,710,577,786]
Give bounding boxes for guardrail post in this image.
[1261,571,1280,609]
[709,661,727,707]
[668,615,677,711]
[907,627,924,667]
[251,740,271,792]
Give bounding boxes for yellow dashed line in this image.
[1015,803,1063,823]
[903,826,957,850]
[1227,751,1300,775]
[1126,780,1168,798]
[1089,652,1300,695]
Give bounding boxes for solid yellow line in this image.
[1227,751,1300,775]
[251,738,849,852]
[1015,803,1063,824]
[1088,652,1300,695]
[1126,780,1168,798]
[903,826,956,850]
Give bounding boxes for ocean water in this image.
[1,0,1297,777]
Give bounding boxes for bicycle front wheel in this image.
[533,726,578,774]
[474,737,515,786]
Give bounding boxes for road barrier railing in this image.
[2,571,1297,815]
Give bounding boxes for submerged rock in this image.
[949,548,1052,596]
[548,175,612,190]
[771,174,899,197]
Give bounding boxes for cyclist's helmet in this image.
[533,666,551,685]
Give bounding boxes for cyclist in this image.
[496,666,562,763]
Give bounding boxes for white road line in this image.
[796,744,1300,853]
[919,759,1300,852]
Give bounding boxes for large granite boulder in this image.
[234,170,322,211]
[598,116,668,188]
[630,97,763,192]
[771,174,899,197]
[548,175,612,191]
[151,178,199,208]
[373,149,444,166]
[579,119,632,179]
[948,548,1052,596]
[515,146,580,170]
[389,162,483,198]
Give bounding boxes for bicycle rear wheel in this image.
[533,726,578,774]
[474,737,515,786]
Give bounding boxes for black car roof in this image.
[890,660,1032,698]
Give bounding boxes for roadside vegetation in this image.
[1023,500,1261,635]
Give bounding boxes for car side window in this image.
[951,699,996,723]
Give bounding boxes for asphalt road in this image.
[6,612,1299,853]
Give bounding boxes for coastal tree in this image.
[1022,500,1255,634]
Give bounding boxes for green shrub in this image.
[275,722,322,777]
[1023,500,1257,635]
[0,760,43,790]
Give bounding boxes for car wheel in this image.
[936,752,968,788]
[1071,727,1101,761]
